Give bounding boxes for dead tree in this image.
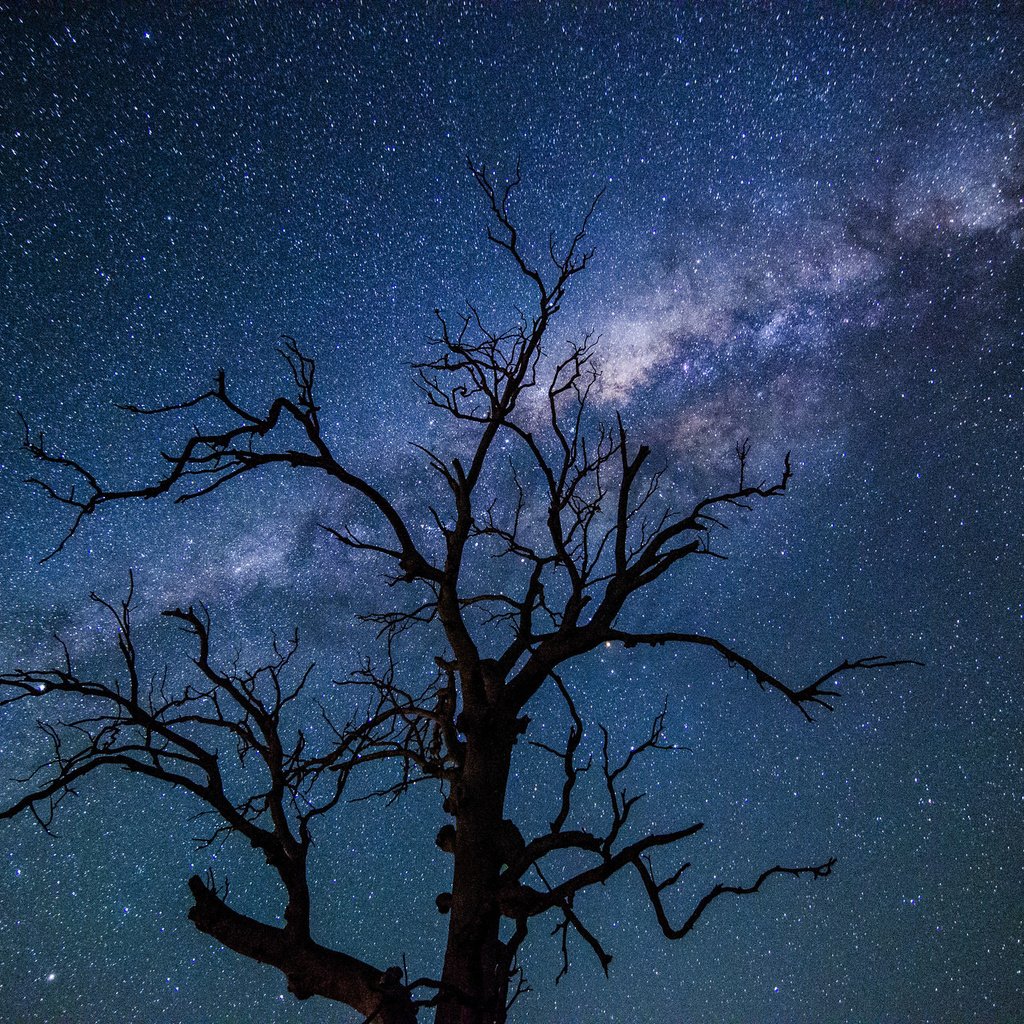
[1,162,917,1024]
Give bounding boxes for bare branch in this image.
[604,633,922,720]
[188,875,416,1023]
[634,856,837,941]
[22,345,439,584]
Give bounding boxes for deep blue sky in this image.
[0,3,1021,1023]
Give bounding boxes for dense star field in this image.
[0,3,1021,1023]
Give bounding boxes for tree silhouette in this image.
[1,163,916,1024]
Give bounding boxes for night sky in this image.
[1,3,1022,1023]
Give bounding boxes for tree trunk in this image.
[435,721,516,1024]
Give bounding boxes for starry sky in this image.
[0,3,1022,1023]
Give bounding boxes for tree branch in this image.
[187,875,416,1023]
[634,856,837,941]
[604,633,922,720]
[22,342,439,584]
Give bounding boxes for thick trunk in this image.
[435,722,516,1024]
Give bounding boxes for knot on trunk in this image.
[435,824,456,853]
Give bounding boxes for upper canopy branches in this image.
[18,162,915,726]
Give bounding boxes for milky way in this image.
[0,5,1021,1023]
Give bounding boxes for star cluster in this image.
[0,4,1021,1023]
